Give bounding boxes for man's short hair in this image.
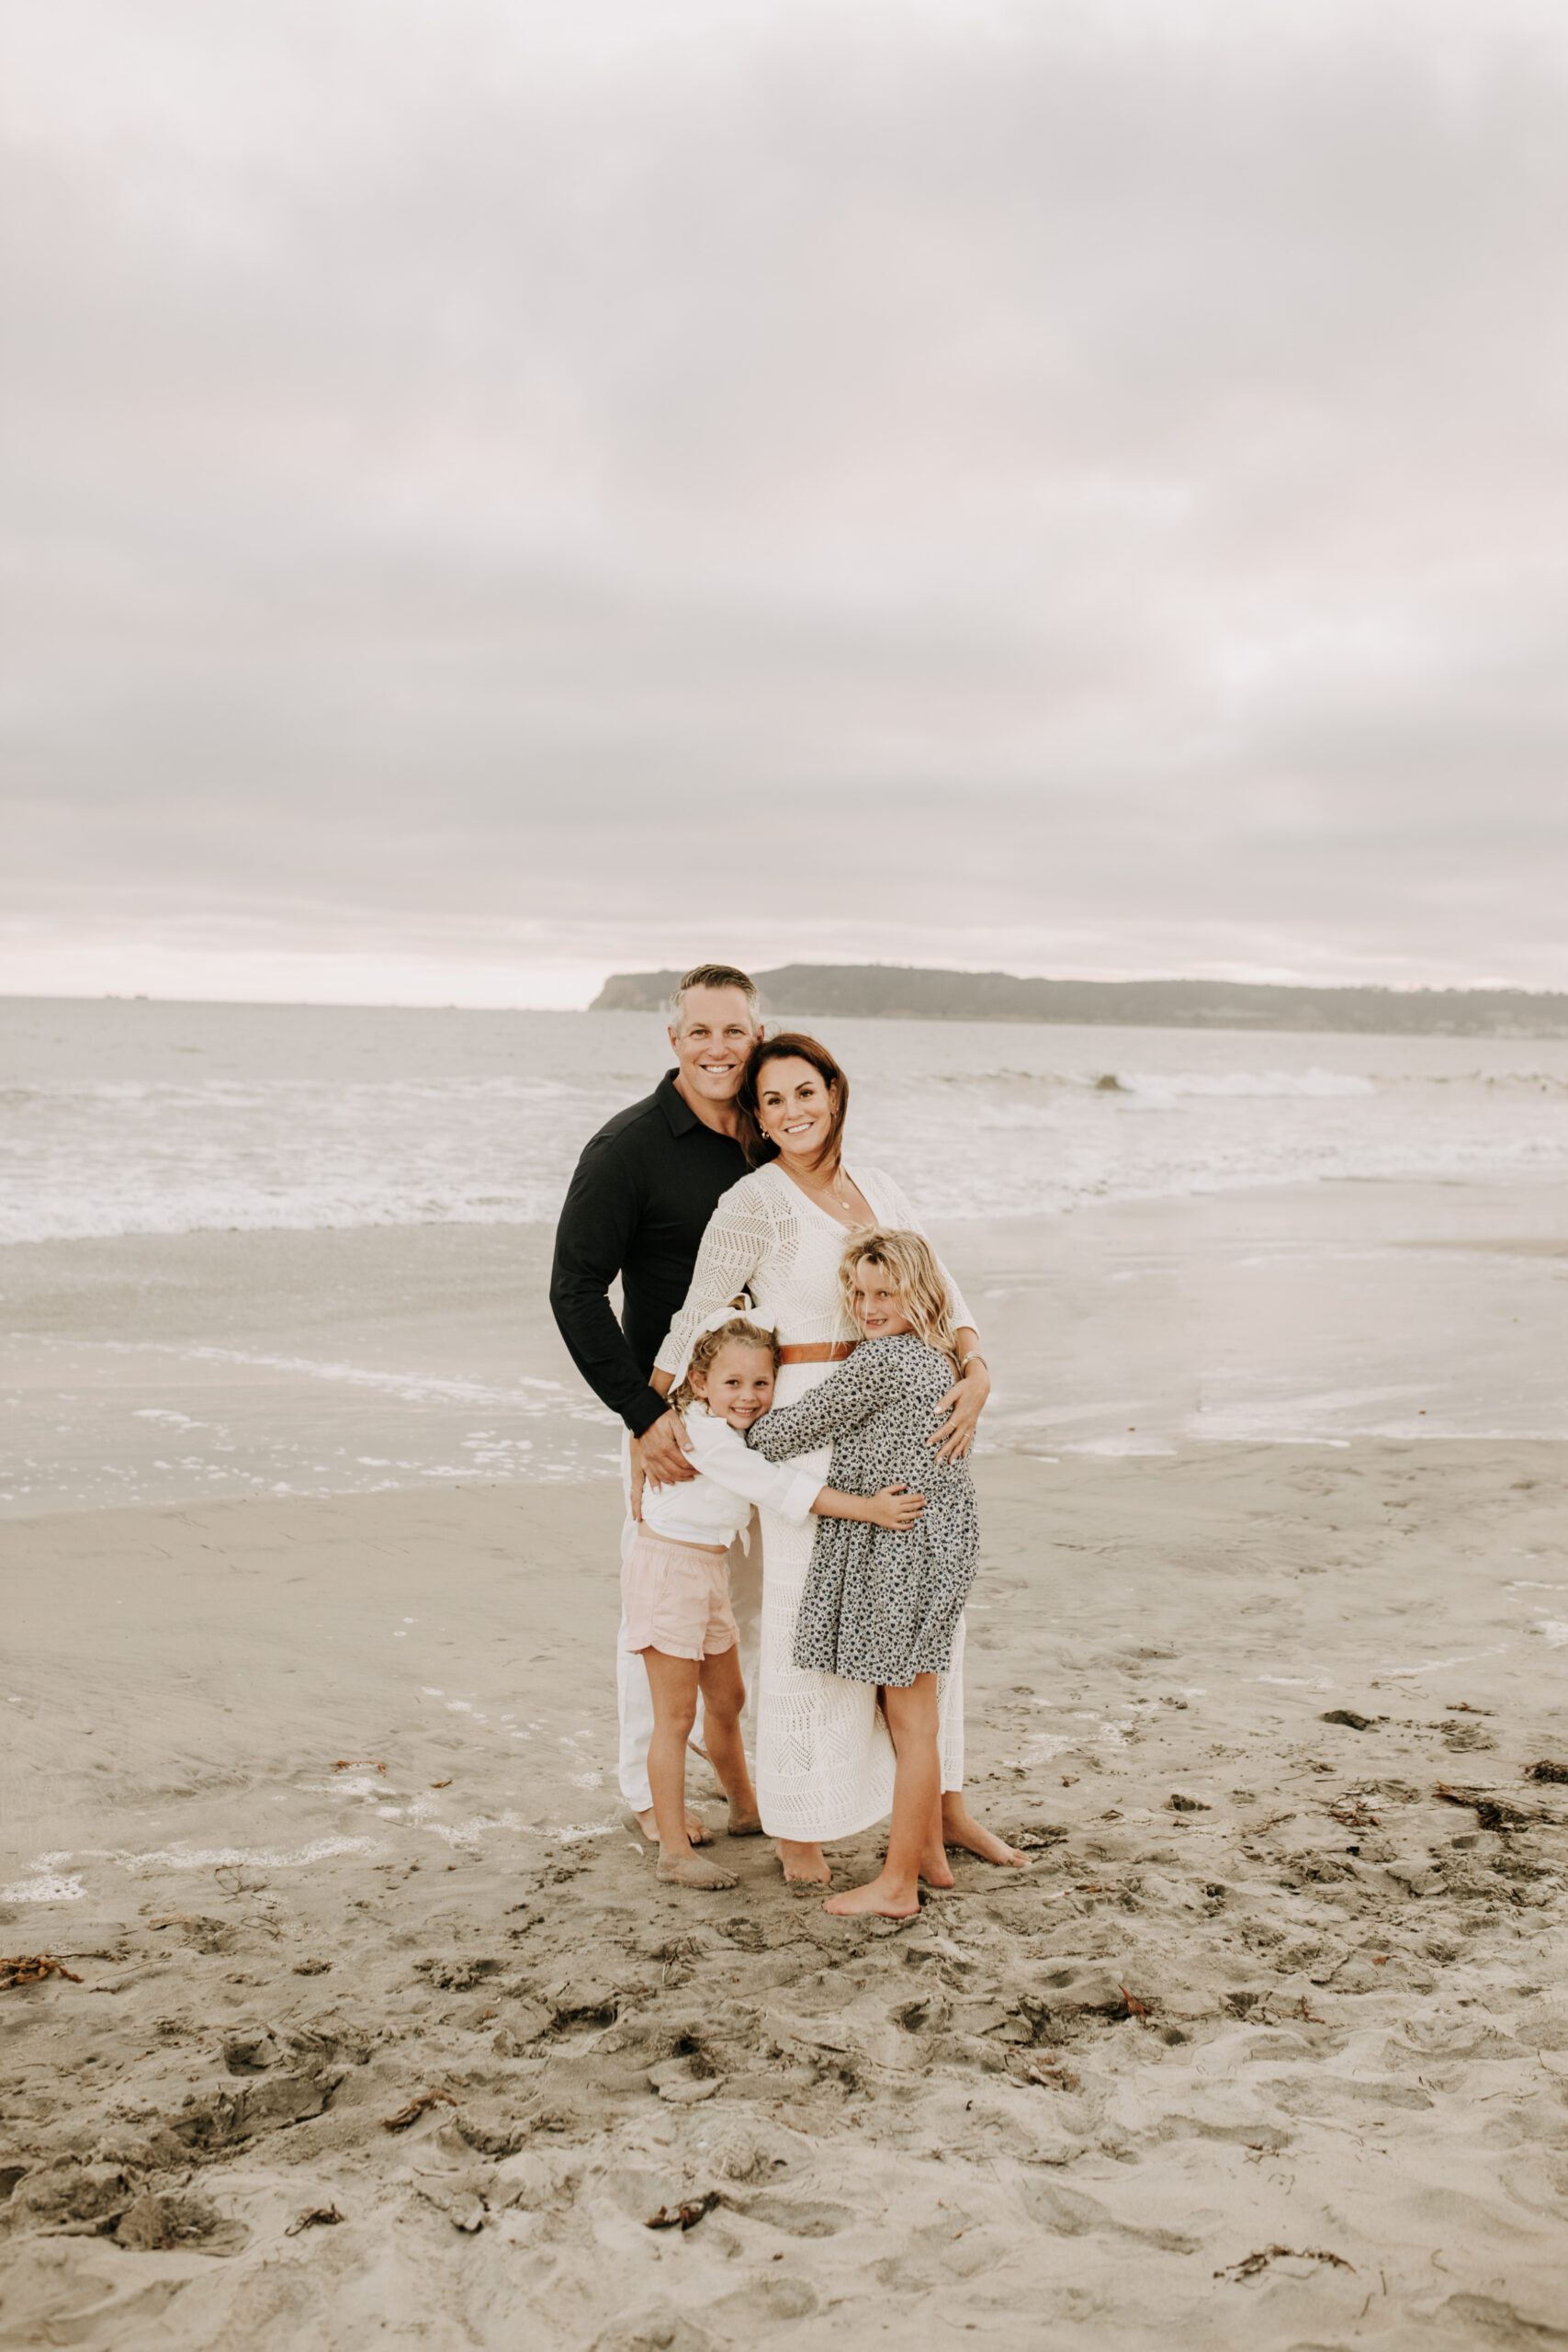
[668,963,761,1030]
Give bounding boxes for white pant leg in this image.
[615,1431,656,1810]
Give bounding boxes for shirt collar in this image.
[656,1069,699,1136]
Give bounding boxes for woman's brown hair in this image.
[739,1033,850,1176]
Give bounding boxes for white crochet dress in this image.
[655,1162,974,1842]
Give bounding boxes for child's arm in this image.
[683,1419,926,1532]
[744,1345,898,1463]
[680,1413,829,1526]
[813,1484,926,1530]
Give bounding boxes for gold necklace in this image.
[801,1163,853,1213]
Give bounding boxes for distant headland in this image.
[591,964,1568,1036]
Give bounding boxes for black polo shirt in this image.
[549,1070,766,1437]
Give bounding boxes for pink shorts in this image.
[622,1532,739,1662]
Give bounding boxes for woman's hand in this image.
[867,1485,926,1530]
[928,1355,989,1464]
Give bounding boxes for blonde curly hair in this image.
[671,1308,781,1410]
[838,1227,959,1370]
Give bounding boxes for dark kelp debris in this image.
[286,2204,346,2235]
[1216,2245,1354,2281]
[1434,1784,1535,1832]
[381,2090,455,2132]
[646,2193,724,2232]
[1,1956,84,1989]
[1320,1711,1376,1732]
[1526,1759,1568,1784]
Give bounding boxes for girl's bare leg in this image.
[940,1789,1031,1868]
[919,1789,955,1890]
[826,1676,940,1918]
[642,1650,737,1888]
[694,1645,761,1834]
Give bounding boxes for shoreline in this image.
[5,1174,1566,1521]
[4,1444,1566,2346]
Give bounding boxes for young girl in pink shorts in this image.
[626,1306,924,1889]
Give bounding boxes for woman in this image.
[652,1033,1024,1886]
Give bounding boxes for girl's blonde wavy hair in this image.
[671,1306,781,1410]
[837,1228,959,1370]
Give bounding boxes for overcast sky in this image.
[6,0,1568,1004]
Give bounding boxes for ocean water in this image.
[3,998,1566,1514]
[6,998,1568,1245]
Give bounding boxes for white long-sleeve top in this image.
[640,1402,825,1549]
[655,1162,976,1378]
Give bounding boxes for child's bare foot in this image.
[657,1851,738,1890]
[628,1805,713,1846]
[824,1874,920,1919]
[777,1838,831,1885]
[919,1839,955,1890]
[941,1793,1032,1868]
[727,1808,764,1837]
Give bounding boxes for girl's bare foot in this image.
[630,1805,713,1846]
[919,1838,955,1890]
[777,1838,831,1885]
[728,1808,764,1837]
[657,1851,738,1889]
[824,1874,919,1919]
[941,1793,1032,1868]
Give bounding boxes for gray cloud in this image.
[6,0,1568,994]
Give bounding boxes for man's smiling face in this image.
[668,984,760,1104]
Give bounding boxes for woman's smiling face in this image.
[754,1057,838,1167]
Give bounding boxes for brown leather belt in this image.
[777,1341,855,1365]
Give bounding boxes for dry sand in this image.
[3,1445,1567,2350]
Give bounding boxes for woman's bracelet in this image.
[960,1351,987,1374]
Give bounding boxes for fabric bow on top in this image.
[669,1295,776,1386]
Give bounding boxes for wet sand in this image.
[3,1444,1566,2349]
[5,1175,1566,1518]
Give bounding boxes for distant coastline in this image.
[591,963,1568,1036]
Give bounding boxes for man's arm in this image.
[548,1134,669,1437]
[631,1368,695,1510]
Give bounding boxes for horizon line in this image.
[5,959,1568,1016]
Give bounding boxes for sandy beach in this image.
[5,1006,1566,2343]
[4,1441,1566,2350]
[14,0,1568,2332]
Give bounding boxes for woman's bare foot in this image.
[727,1808,764,1837]
[657,1851,738,1890]
[824,1874,919,1919]
[629,1805,712,1846]
[941,1792,1032,1868]
[919,1838,955,1890]
[777,1838,831,1885]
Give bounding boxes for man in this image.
[550,962,767,1836]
